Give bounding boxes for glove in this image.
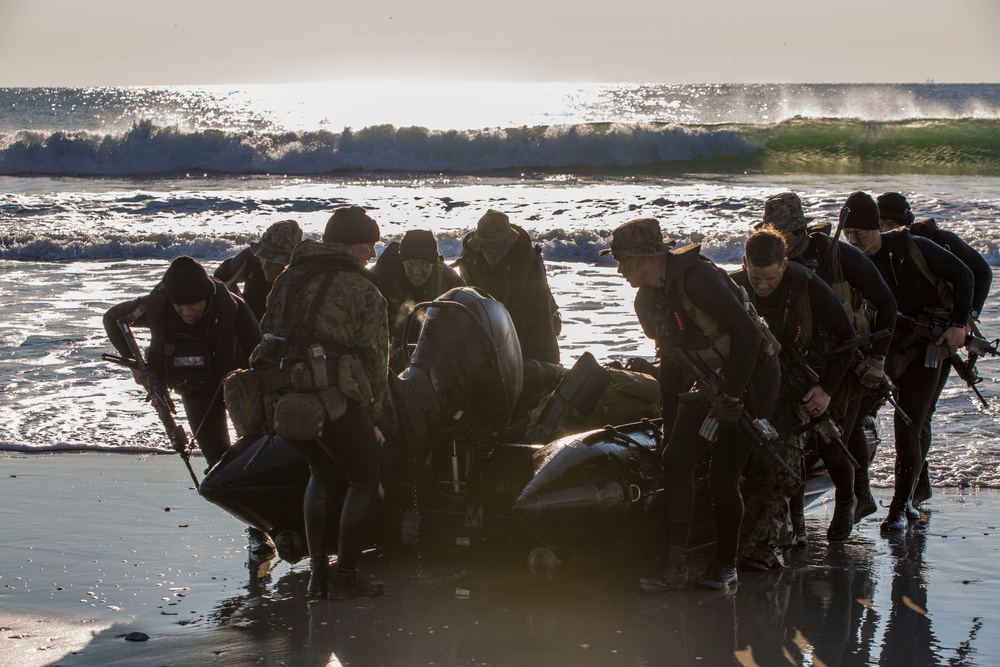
[713,394,744,429]
[856,356,885,390]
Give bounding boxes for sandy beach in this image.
[1,451,998,667]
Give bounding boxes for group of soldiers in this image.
[103,206,561,600]
[611,190,990,592]
[103,188,990,598]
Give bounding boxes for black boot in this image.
[307,557,331,597]
[302,475,337,594]
[638,545,689,593]
[696,560,738,590]
[912,462,932,506]
[880,500,907,532]
[328,566,386,600]
[827,496,857,542]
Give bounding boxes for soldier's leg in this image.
[179,390,230,468]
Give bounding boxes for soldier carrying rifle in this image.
[734,227,858,569]
[604,217,781,592]
[877,192,994,506]
[841,192,974,532]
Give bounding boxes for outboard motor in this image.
[390,286,523,463]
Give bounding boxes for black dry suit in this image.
[103,279,261,466]
[867,229,974,513]
[633,244,780,566]
[454,225,561,363]
[370,240,466,343]
[213,248,271,321]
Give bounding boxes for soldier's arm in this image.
[837,240,896,358]
[915,236,974,327]
[935,229,992,317]
[103,295,151,359]
[356,281,390,419]
[808,275,856,395]
[686,262,761,399]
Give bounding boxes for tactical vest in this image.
[883,228,954,309]
[802,233,870,335]
[748,264,815,351]
[146,280,239,391]
[636,244,780,375]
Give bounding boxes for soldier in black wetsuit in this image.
[214,220,303,320]
[878,192,993,507]
[734,228,857,559]
[371,229,465,371]
[604,217,780,591]
[760,192,898,529]
[104,256,270,558]
[841,191,974,531]
[454,210,561,363]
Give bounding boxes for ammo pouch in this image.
[273,392,328,441]
[223,368,265,437]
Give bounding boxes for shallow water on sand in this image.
[1,454,998,667]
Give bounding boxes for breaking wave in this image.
[3,117,1000,177]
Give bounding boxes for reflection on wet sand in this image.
[176,511,991,667]
[46,491,998,667]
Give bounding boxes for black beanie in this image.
[877,192,916,226]
[399,229,439,263]
[161,256,215,305]
[323,205,380,245]
[841,191,881,230]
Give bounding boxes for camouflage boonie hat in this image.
[251,219,303,265]
[468,210,519,254]
[599,218,673,259]
[760,192,813,232]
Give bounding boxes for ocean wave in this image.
[3,117,1000,178]
[5,225,1000,267]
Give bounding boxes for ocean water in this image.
[1,82,998,490]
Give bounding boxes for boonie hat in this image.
[468,210,519,254]
[876,192,916,226]
[599,218,674,260]
[162,256,215,305]
[399,230,439,263]
[840,191,881,230]
[759,192,813,232]
[251,219,303,265]
[323,205,380,245]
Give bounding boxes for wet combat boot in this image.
[637,545,689,592]
[307,558,331,598]
[827,496,857,542]
[327,566,386,601]
[696,560,738,590]
[912,462,932,506]
[790,488,807,547]
[904,502,922,521]
[880,500,907,532]
[854,473,878,524]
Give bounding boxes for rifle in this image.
[102,317,200,489]
[670,350,802,486]
[898,308,994,407]
[777,345,859,469]
[824,328,914,425]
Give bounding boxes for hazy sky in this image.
[1,0,998,86]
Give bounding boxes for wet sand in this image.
[2,452,998,667]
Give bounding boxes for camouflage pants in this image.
[739,433,805,567]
